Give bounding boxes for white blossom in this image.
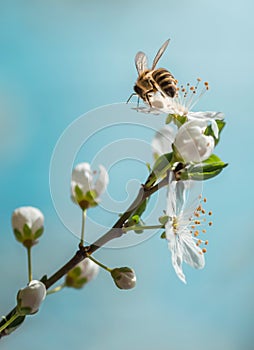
[173,120,215,163]
[165,175,209,283]
[71,162,109,209]
[65,258,99,289]
[17,280,46,315]
[12,207,44,244]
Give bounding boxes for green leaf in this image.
[205,120,226,145]
[146,152,173,186]
[179,154,228,181]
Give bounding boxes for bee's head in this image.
[134,84,143,97]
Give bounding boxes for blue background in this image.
[0,1,253,349]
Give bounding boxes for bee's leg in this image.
[137,97,140,107]
[126,93,137,104]
[145,91,153,108]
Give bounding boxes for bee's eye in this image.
[134,85,142,95]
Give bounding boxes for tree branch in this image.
[0,174,168,337]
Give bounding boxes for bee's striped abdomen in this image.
[152,68,177,98]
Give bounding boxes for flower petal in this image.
[152,126,176,157]
[168,237,186,284]
[181,231,205,269]
[94,165,109,196]
[71,162,93,196]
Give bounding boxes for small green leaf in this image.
[205,120,226,145]
[131,215,140,224]
[147,152,173,186]
[179,154,228,181]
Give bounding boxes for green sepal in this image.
[173,114,187,127]
[83,190,98,207]
[23,224,32,238]
[74,185,84,202]
[165,114,173,124]
[179,154,228,181]
[33,227,44,240]
[204,120,226,145]
[160,231,166,239]
[158,215,169,225]
[13,229,23,243]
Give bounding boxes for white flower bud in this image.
[17,280,46,315]
[65,258,99,289]
[173,120,215,163]
[71,163,109,210]
[111,267,136,290]
[12,207,44,246]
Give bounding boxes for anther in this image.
[194,231,199,237]
[204,198,207,203]
[205,240,209,245]
[209,222,212,226]
[208,211,212,216]
[202,248,207,253]
[201,209,205,214]
[202,229,206,233]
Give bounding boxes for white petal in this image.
[188,111,224,121]
[152,126,176,157]
[168,238,186,284]
[78,258,100,281]
[166,172,177,217]
[71,162,93,195]
[211,119,219,139]
[181,231,205,269]
[94,165,109,196]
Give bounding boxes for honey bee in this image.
[127,39,177,107]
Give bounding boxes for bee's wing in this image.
[152,39,170,70]
[135,51,148,76]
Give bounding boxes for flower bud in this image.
[111,267,136,290]
[12,207,44,247]
[65,258,99,289]
[17,280,46,315]
[173,120,215,163]
[71,163,109,210]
